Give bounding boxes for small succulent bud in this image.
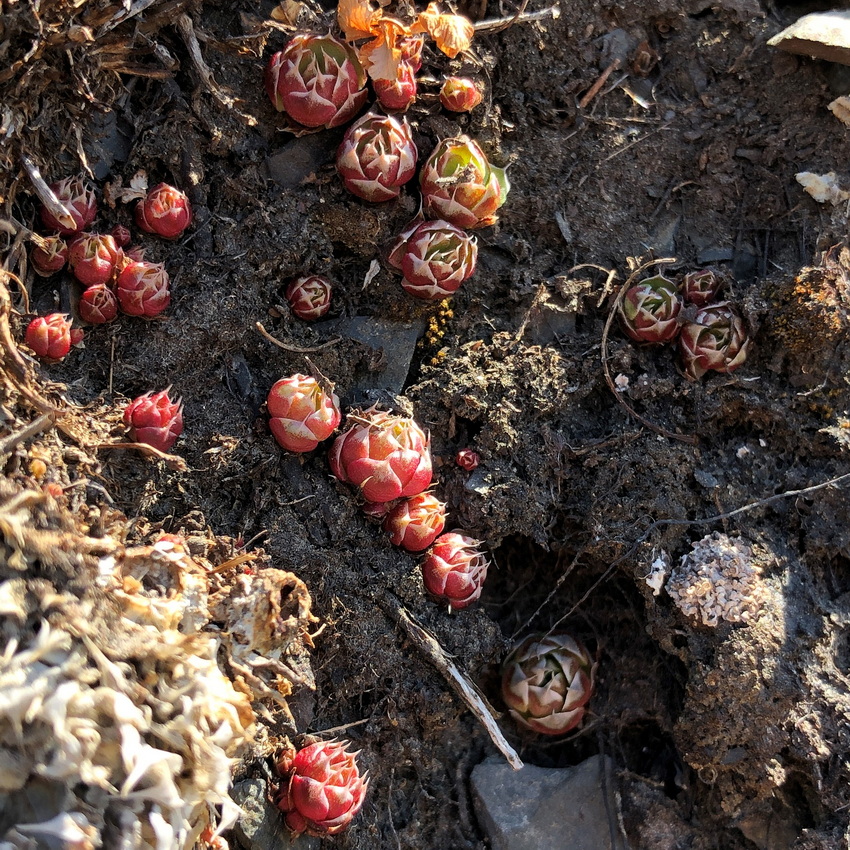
[266,33,368,129]
[439,77,483,112]
[374,63,418,112]
[501,633,596,735]
[455,448,479,470]
[116,260,171,318]
[390,219,477,300]
[337,113,418,203]
[25,313,74,361]
[383,492,447,552]
[361,499,398,520]
[135,183,192,239]
[330,409,432,503]
[285,275,332,320]
[123,389,184,452]
[78,284,119,324]
[111,224,132,248]
[30,236,68,276]
[39,175,97,235]
[273,740,368,836]
[267,374,342,452]
[420,136,510,229]
[67,232,123,287]
[618,274,682,344]
[678,302,749,380]
[681,267,728,307]
[421,532,489,609]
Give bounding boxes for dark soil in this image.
[2,0,850,847]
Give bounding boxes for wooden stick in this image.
[379,594,523,770]
[0,413,55,456]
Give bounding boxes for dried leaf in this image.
[415,3,473,58]
[360,18,408,81]
[270,0,303,25]
[338,0,382,40]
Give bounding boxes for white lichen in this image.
[665,532,767,627]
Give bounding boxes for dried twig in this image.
[255,321,342,353]
[95,441,188,470]
[20,155,76,232]
[473,2,555,33]
[600,257,698,446]
[578,59,621,110]
[0,413,55,456]
[379,594,523,770]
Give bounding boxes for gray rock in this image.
[83,109,132,180]
[267,133,341,189]
[231,777,320,850]
[768,11,850,67]
[471,755,625,850]
[339,316,425,393]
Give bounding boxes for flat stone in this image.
[768,11,850,67]
[231,778,319,850]
[471,755,625,850]
[338,316,425,394]
[267,133,340,189]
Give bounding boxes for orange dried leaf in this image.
[360,17,408,81]
[415,3,473,58]
[338,0,382,40]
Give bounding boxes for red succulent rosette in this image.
[680,267,728,307]
[78,285,119,325]
[123,389,184,452]
[67,232,123,287]
[285,275,332,320]
[618,273,683,344]
[439,77,483,112]
[421,531,489,610]
[678,301,749,380]
[30,236,68,277]
[420,136,510,229]
[135,183,192,240]
[501,632,596,735]
[272,740,368,836]
[266,33,368,129]
[389,219,477,300]
[25,313,74,361]
[39,175,97,235]
[329,408,432,503]
[382,492,447,552]
[115,261,171,318]
[337,112,418,203]
[267,374,341,452]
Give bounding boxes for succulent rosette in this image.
[39,175,97,235]
[455,448,479,470]
[501,632,596,736]
[678,301,749,380]
[329,409,432,503]
[25,313,74,361]
[681,267,727,307]
[336,113,418,203]
[266,33,368,129]
[439,77,483,112]
[78,284,119,325]
[67,232,123,287]
[389,219,478,300]
[111,224,132,248]
[421,532,489,609]
[420,136,510,229]
[267,374,341,452]
[115,260,171,318]
[618,274,682,344]
[273,740,368,836]
[374,64,418,112]
[383,492,447,552]
[30,236,68,277]
[285,275,332,320]
[124,389,184,452]
[135,183,192,239]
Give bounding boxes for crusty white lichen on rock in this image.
[665,532,768,627]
